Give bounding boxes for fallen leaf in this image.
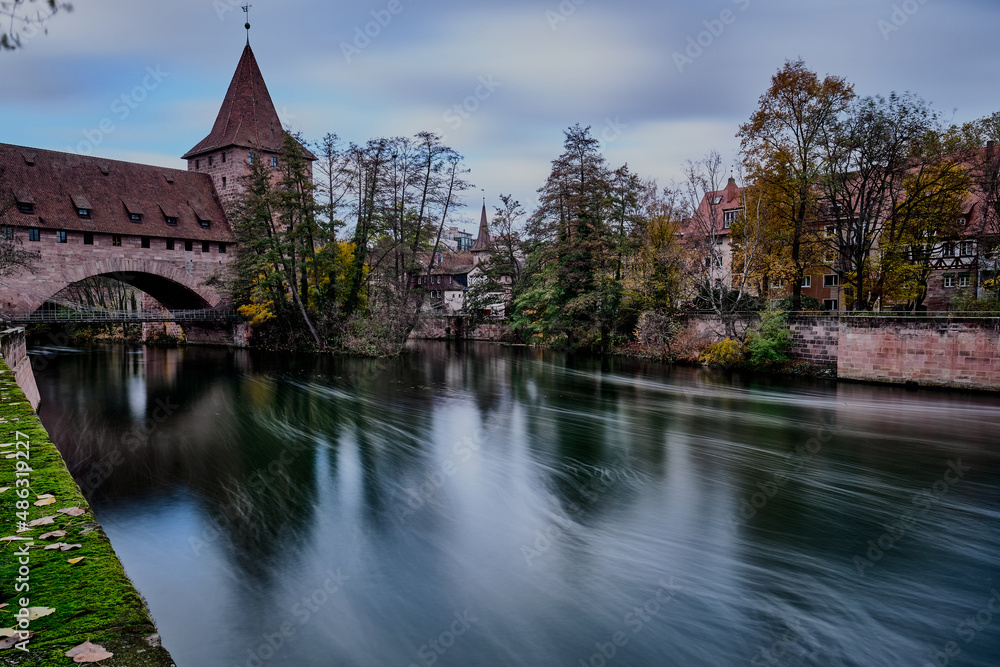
[57,507,86,517]
[40,531,66,540]
[0,487,10,493]
[35,494,54,500]
[33,497,56,507]
[68,557,85,565]
[26,607,54,621]
[44,543,67,551]
[26,516,56,527]
[0,604,8,610]
[0,536,30,542]
[0,629,14,637]
[65,640,113,663]
[0,631,33,650]
[61,544,83,551]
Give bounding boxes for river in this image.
[29,342,1000,667]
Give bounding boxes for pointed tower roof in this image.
[183,45,315,160]
[471,202,491,253]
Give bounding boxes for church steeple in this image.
[471,201,491,254]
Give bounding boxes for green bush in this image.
[745,309,793,366]
[699,338,744,367]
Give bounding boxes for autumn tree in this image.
[1,0,71,51]
[738,59,855,311]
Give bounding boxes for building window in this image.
[28,228,40,242]
[770,279,785,289]
[129,213,142,222]
[723,209,740,228]
[823,299,839,311]
[77,208,91,219]
[141,236,151,249]
[961,241,975,257]
[801,276,812,288]
[166,239,175,250]
[209,156,214,166]
[270,156,279,167]
[957,217,967,228]
[712,196,723,205]
[0,226,13,240]
[56,230,67,243]
[196,159,201,169]
[112,235,122,247]
[248,152,254,164]
[823,274,839,287]
[222,152,227,163]
[17,202,33,213]
[958,274,971,288]
[825,225,836,237]
[218,243,226,254]
[942,243,956,257]
[165,216,178,226]
[83,232,94,245]
[185,240,193,252]
[222,176,227,188]
[944,275,955,288]
[202,241,210,253]
[199,220,211,228]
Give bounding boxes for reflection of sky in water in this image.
[30,343,1000,667]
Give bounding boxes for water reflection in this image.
[31,342,1000,667]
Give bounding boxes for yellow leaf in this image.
[33,497,56,507]
[67,557,85,565]
[26,607,54,621]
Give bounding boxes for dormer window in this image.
[17,202,33,213]
[15,190,35,213]
[165,216,178,226]
[712,196,723,205]
[72,194,93,219]
[199,219,211,228]
[957,217,967,227]
[723,209,741,228]
[123,199,144,223]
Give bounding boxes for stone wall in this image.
[0,327,41,409]
[838,317,1000,390]
[410,315,507,341]
[788,316,839,366]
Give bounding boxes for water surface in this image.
[31,342,1000,667]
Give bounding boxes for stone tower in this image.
[182,44,315,200]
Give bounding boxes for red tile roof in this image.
[0,142,233,242]
[183,45,316,161]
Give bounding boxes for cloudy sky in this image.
[2,0,997,231]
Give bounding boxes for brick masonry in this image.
[0,327,40,409]
[788,316,839,366]
[838,317,1000,390]
[0,227,231,313]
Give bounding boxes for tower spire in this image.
[243,4,252,46]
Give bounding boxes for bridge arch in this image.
[4,257,228,315]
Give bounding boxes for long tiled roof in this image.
[183,45,316,161]
[0,143,233,242]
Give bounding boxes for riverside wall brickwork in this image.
[788,316,839,366]
[0,327,40,409]
[837,317,1000,390]
[410,315,507,341]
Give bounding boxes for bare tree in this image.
[1,0,72,51]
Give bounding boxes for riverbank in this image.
[0,354,175,666]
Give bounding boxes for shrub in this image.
[699,338,743,367]
[744,309,793,366]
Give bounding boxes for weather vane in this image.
[243,4,252,45]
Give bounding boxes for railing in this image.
[0,308,239,325]
[684,310,1000,319]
